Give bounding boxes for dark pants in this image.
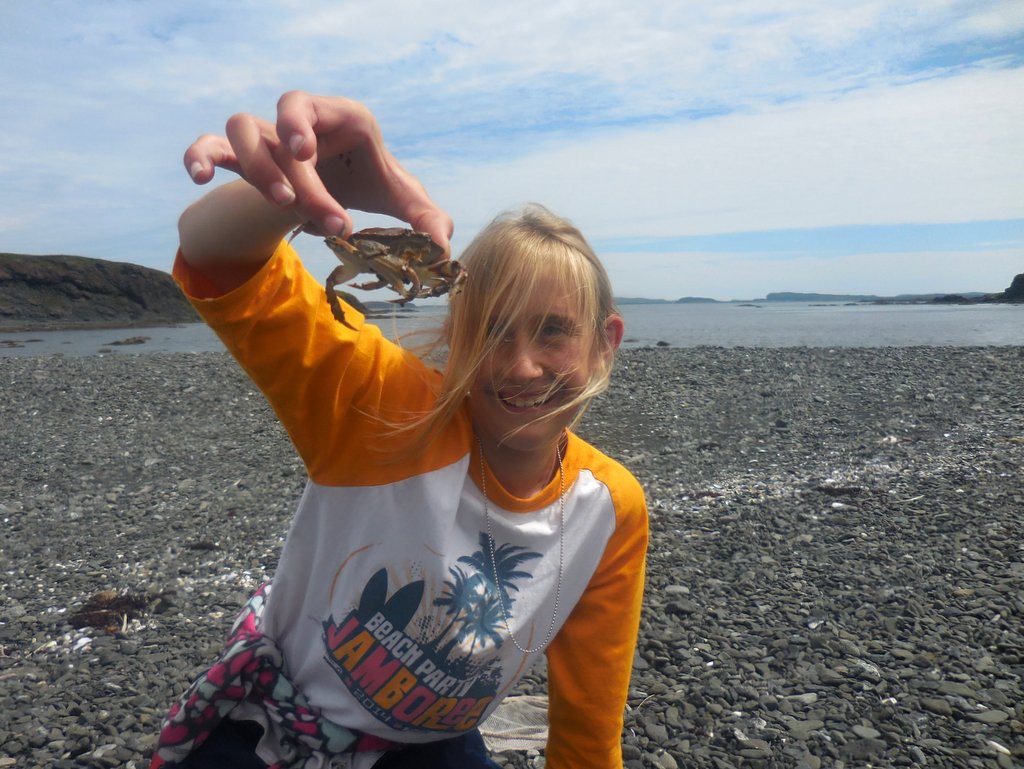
[183,718,502,769]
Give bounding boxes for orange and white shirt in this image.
[173,241,648,769]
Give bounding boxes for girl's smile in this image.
[490,377,570,411]
[468,286,622,497]
[497,390,560,411]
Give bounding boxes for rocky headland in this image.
[0,253,199,331]
[0,346,1021,768]
[0,252,420,334]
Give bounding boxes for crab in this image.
[324,228,466,329]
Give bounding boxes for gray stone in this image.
[842,738,887,759]
[852,724,882,739]
[786,692,819,706]
[645,722,670,743]
[967,709,1009,724]
[787,719,825,740]
[921,697,953,716]
[739,747,772,759]
[937,681,977,698]
[621,744,642,760]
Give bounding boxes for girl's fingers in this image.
[184,93,452,242]
[265,93,358,234]
[224,112,293,200]
[275,91,321,161]
[408,208,455,256]
[373,145,454,252]
[182,134,241,184]
[222,111,339,233]
[280,152,353,238]
[275,91,377,160]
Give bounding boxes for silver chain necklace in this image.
[477,436,565,654]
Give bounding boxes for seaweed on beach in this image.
[68,589,158,632]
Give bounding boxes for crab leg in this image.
[325,266,358,330]
[349,278,388,291]
[400,263,422,304]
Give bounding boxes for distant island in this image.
[616,273,1024,306]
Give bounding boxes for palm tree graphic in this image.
[431,532,540,660]
[430,565,475,648]
[456,590,505,651]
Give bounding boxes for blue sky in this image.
[1,0,1022,300]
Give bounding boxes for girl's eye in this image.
[541,319,576,338]
[486,322,514,343]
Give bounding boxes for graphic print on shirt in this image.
[321,532,542,733]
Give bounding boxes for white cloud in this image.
[424,66,1024,245]
[957,0,1024,38]
[277,0,1024,112]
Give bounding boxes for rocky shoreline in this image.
[1,347,1021,768]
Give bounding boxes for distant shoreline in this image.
[616,293,1021,306]
[617,273,1024,305]
[0,319,196,333]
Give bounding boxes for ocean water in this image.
[617,301,1023,348]
[0,302,1020,357]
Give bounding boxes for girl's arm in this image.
[545,479,649,768]
[178,179,301,295]
[173,93,455,472]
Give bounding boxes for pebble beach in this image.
[1,346,1022,768]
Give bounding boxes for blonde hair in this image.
[406,203,619,446]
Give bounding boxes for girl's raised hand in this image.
[183,92,453,253]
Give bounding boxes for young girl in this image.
[151,92,648,769]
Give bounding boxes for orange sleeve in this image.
[173,241,469,486]
[544,473,649,769]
